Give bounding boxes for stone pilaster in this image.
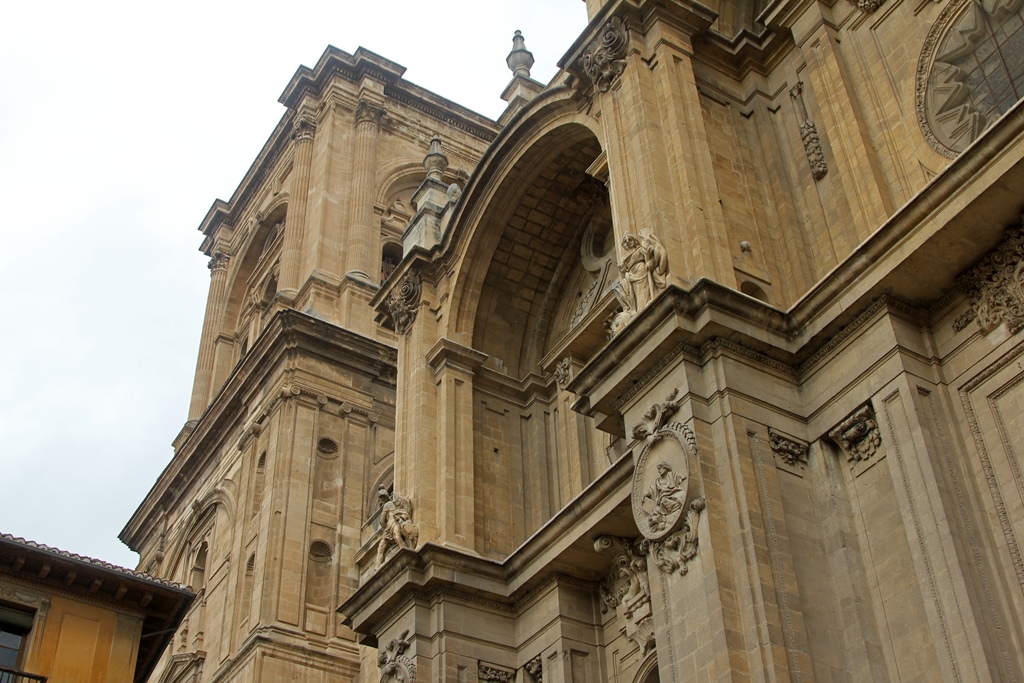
[280,113,316,295]
[346,99,385,282]
[188,251,231,420]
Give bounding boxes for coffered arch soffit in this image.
[441,91,604,362]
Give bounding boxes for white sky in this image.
[0,1,589,568]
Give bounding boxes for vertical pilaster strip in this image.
[346,100,385,282]
[188,252,231,420]
[280,114,316,294]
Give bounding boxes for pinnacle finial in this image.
[506,29,535,79]
[424,134,449,182]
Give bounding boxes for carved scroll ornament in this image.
[595,535,656,655]
[828,404,881,463]
[378,629,416,682]
[478,664,514,682]
[385,272,421,335]
[582,16,629,93]
[769,430,809,467]
[953,222,1024,335]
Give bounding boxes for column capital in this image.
[291,114,316,142]
[208,252,231,273]
[354,99,386,127]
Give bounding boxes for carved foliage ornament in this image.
[790,82,828,181]
[478,663,514,682]
[828,404,882,463]
[379,629,416,683]
[554,357,573,390]
[769,430,809,467]
[595,535,656,655]
[525,655,543,682]
[855,0,884,12]
[208,252,230,273]
[386,272,421,335]
[292,115,316,142]
[582,16,629,93]
[953,221,1024,334]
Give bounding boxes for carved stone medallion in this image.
[630,389,699,541]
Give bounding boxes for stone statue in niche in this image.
[610,229,668,334]
[375,487,419,568]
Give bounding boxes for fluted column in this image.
[345,99,385,282]
[188,252,231,420]
[279,114,316,295]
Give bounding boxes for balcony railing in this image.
[0,666,46,682]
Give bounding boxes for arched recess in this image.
[443,93,605,376]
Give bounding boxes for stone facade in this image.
[126,1,1024,681]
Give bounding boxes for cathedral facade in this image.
[123,0,1024,681]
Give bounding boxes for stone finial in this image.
[424,135,449,182]
[506,30,535,78]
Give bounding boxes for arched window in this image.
[381,242,402,283]
[189,541,209,591]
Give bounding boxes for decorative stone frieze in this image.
[582,16,629,93]
[769,430,809,467]
[790,82,828,181]
[953,222,1024,334]
[647,496,706,575]
[378,629,416,682]
[828,404,882,463]
[525,655,542,682]
[595,535,656,655]
[478,663,514,682]
[610,229,669,334]
[385,272,422,335]
[554,357,572,389]
[374,488,419,569]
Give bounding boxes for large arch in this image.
[442,91,605,378]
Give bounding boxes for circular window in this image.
[918,0,1024,158]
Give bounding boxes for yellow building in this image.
[0,534,192,683]
[126,0,1024,680]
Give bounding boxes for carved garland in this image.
[769,429,809,467]
[581,16,629,93]
[790,82,828,181]
[554,357,572,389]
[828,404,882,463]
[953,221,1024,335]
[378,629,416,683]
[478,663,514,682]
[386,272,422,335]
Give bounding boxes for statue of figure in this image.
[375,487,419,568]
[642,462,687,533]
[610,229,668,334]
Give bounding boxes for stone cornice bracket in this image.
[581,15,629,93]
[790,81,828,181]
[378,629,416,682]
[354,99,386,128]
[279,383,329,408]
[208,252,230,273]
[768,429,809,466]
[828,403,881,463]
[478,663,515,682]
[291,114,316,142]
[384,271,422,335]
[554,356,573,390]
[953,220,1024,334]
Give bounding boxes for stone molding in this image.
[828,404,882,463]
[378,629,415,682]
[595,535,656,655]
[769,429,809,467]
[385,272,421,335]
[581,15,629,93]
[953,220,1024,334]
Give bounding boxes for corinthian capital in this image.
[291,115,316,142]
[354,99,386,127]
[208,252,230,273]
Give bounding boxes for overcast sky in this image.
[0,1,588,568]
